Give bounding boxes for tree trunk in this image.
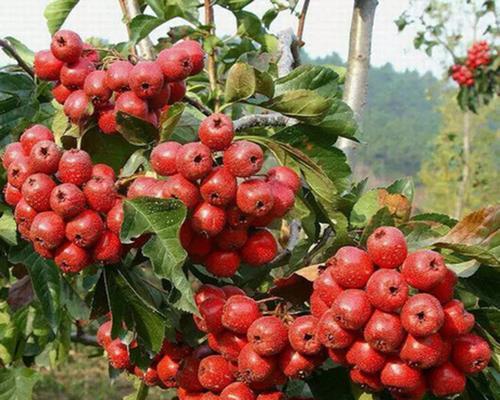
[455,111,471,218]
[337,0,378,158]
[118,0,154,59]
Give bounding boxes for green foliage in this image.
[44,0,80,35]
[0,367,40,400]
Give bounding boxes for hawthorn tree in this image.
[0,1,498,399]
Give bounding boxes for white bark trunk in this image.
[118,0,155,60]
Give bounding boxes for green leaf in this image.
[255,70,274,98]
[121,198,195,313]
[387,178,415,203]
[262,8,279,28]
[159,103,185,141]
[0,207,17,246]
[129,15,164,45]
[0,367,40,400]
[305,98,359,140]
[471,307,500,340]
[2,37,34,67]
[360,207,395,246]
[274,65,341,99]
[169,106,205,144]
[9,244,61,332]
[116,112,158,146]
[461,266,500,308]
[350,190,381,228]
[44,0,80,35]
[123,380,149,400]
[217,0,253,11]
[51,106,79,145]
[146,0,199,23]
[224,63,256,103]
[235,11,265,39]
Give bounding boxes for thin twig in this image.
[296,0,311,46]
[268,219,302,268]
[234,114,295,132]
[183,95,212,116]
[0,38,34,78]
[303,226,334,265]
[204,0,219,111]
[71,333,99,347]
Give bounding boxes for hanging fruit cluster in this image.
[450,41,493,87]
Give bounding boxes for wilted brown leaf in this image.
[8,276,33,311]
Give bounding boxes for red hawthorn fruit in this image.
[157,354,180,388]
[65,209,104,248]
[81,43,99,64]
[199,113,234,151]
[195,284,226,306]
[163,174,201,209]
[106,200,124,235]
[92,163,116,181]
[191,202,226,237]
[249,368,286,391]
[236,179,274,217]
[51,30,83,63]
[83,175,116,213]
[367,226,407,269]
[174,40,205,75]
[400,333,444,369]
[247,316,289,357]
[34,50,64,80]
[215,228,248,251]
[400,293,444,337]
[148,82,171,109]
[2,142,27,169]
[451,334,491,374]
[83,70,112,105]
[127,177,161,199]
[332,289,373,330]
[364,310,405,354]
[151,141,182,177]
[238,344,277,383]
[441,299,475,337]
[223,141,264,178]
[200,167,237,207]
[317,309,356,349]
[427,362,466,397]
[96,320,113,348]
[29,140,61,175]
[328,246,374,289]
[346,340,386,373]
[279,346,317,379]
[106,339,131,370]
[58,149,93,186]
[105,60,133,92]
[266,166,301,194]
[22,173,57,211]
[220,382,256,400]
[268,181,295,217]
[33,241,54,259]
[92,230,122,264]
[177,388,204,400]
[222,295,261,334]
[129,61,165,99]
[14,198,37,233]
[52,83,73,104]
[256,392,283,400]
[64,89,92,123]
[20,124,54,154]
[199,297,226,334]
[158,47,193,82]
[427,268,457,305]
[349,367,383,392]
[185,233,213,263]
[135,366,159,387]
[50,183,86,219]
[115,91,149,120]
[226,206,254,229]
[177,356,204,392]
[288,316,322,356]
[240,229,278,266]
[60,58,96,89]
[365,269,409,313]
[198,355,234,392]
[208,331,247,361]
[54,241,90,273]
[168,81,187,104]
[176,142,213,181]
[222,286,245,298]
[4,184,21,207]
[30,211,65,250]
[205,251,240,277]
[7,158,31,189]
[380,358,424,395]
[312,267,343,307]
[401,250,448,291]
[327,347,348,366]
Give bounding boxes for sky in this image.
[0,0,444,76]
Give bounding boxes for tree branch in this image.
[277,29,300,77]
[71,333,99,347]
[204,0,219,110]
[0,38,34,78]
[296,0,311,46]
[337,0,378,156]
[269,219,302,268]
[233,114,295,132]
[183,95,212,116]
[118,0,155,60]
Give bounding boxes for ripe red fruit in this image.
[279,346,317,379]
[135,366,159,386]
[51,30,83,63]
[34,50,63,80]
[236,179,274,217]
[240,229,278,266]
[21,173,56,211]
[222,285,246,298]
[81,43,99,63]
[106,339,131,370]
[346,340,386,373]
[367,226,407,269]
[365,269,408,313]
[199,297,225,333]
[380,358,424,394]
[50,183,86,219]
[129,61,165,98]
[328,246,374,289]
[288,316,322,356]
[364,310,405,353]
[428,268,457,305]
[224,141,264,177]
[226,206,254,229]
[349,367,383,392]
[52,83,73,105]
[220,382,255,400]
[400,293,444,337]
[268,182,295,217]
[115,91,149,120]
[215,228,248,251]
[198,355,234,392]
[54,241,90,273]
[185,233,213,263]
[441,299,475,337]
[105,60,133,92]
[92,230,122,264]
[327,347,348,366]
[106,201,123,235]
[148,82,171,109]
[30,211,65,250]
[177,356,204,392]
[200,167,237,207]
[83,175,116,213]
[20,125,54,154]
[266,166,301,194]
[317,309,356,349]
[176,142,213,181]
[83,70,112,105]
[452,333,491,374]
[313,269,343,307]
[401,250,448,291]
[151,142,182,176]
[195,284,226,306]
[4,184,21,207]
[2,142,27,169]
[60,58,95,89]
[255,392,284,400]
[29,140,61,175]
[92,163,116,181]
[168,81,187,104]
[158,48,193,82]
[199,113,234,151]
[205,251,240,277]
[58,149,93,186]
[127,177,161,198]
[163,174,201,209]
[238,343,277,383]
[247,316,288,357]
[191,202,226,237]
[222,295,261,334]
[175,40,205,75]
[400,333,444,369]
[427,362,466,397]
[7,158,31,189]
[96,320,113,348]
[332,289,373,330]
[64,90,92,123]
[66,209,104,247]
[157,355,180,388]
[177,388,204,400]
[14,199,37,233]
[208,331,247,361]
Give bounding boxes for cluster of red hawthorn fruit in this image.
[123,114,299,277]
[450,41,492,87]
[310,226,492,399]
[33,29,203,130]
[2,125,123,272]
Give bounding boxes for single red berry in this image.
[51,30,83,63]
[151,141,182,176]
[7,158,31,189]
[400,333,444,369]
[64,90,92,123]
[157,354,180,388]
[317,309,356,349]
[310,292,330,319]
[14,198,37,235]
[451,333,491,374]
[268,182,295,217]
[115,91,149,120]
[81,43,99,64]
[220,382,255,400]
[380,358,424,395]
[249,212,275,228]
[176,142,213,181]
[222,285,245,298]
[256,392,284,400]
[30,211,65,250]
[401,250,448,291]
[349,367,383,392]
[186,233,213,263]
[66,209,104,248]
[52,83,73,105]
[346,340,386,373]
[92,230,122,264]
[106,339,131,370]
[177,356,204,392]
[288,316,322,356]
[177,388,204,400]
[279,346,317,380]
[83,70,112,105]
[29,140,61,175]
[427,362,466,397]
[20,125,54,154]
[199,113,234,151]
[427,268,457,305]
[34,50,64,80]
[195,284,226,306]
[96,320,113,348]
[248,368,286,392]
[237,179,274,217]
[208,331,247,361]
[266,166,301,194]
[238,343,277,383]
[226,206,254,229]
[4,184,22,207]
[328,246,374,289]
[135,366,159,386]
[205,250,240,277]
[198,355,234,392]
[401,293,444,337]
[58,149,93,186]
[50,183,86,219]
[332,289,373,330]
[191,202,226,237]
[92,163,116,181]
[215,228,248,251]
[366,269,408,313]
[441,299,475,337]
[247,316,288,357]
[222,295,261,334]
[33,241,54,259]
[312,268,343,307]
[54,241,90,273]
[60,58,95,89]
[148,82,171,109]
[168,81,187,104]
[21,173,56,211]
[105,60,133,92]
[129,61,165,99]
[200,167,237,207]
[199,297,226,333]
[364,310,405,354]
[367,226,407,269]
[327,347,348,366]
[224,141,264,177]
[158,48,193,82]
[240,229,278,266]
[174,40,205,75]
[162,174,201,209]
[127,177,161,198]
[2,142,27,169]
[106,200,124,235]
[83,175,116,213]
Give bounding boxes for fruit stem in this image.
[204,0,220,111]
[256,296,285,304]
[0,38,34,78]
